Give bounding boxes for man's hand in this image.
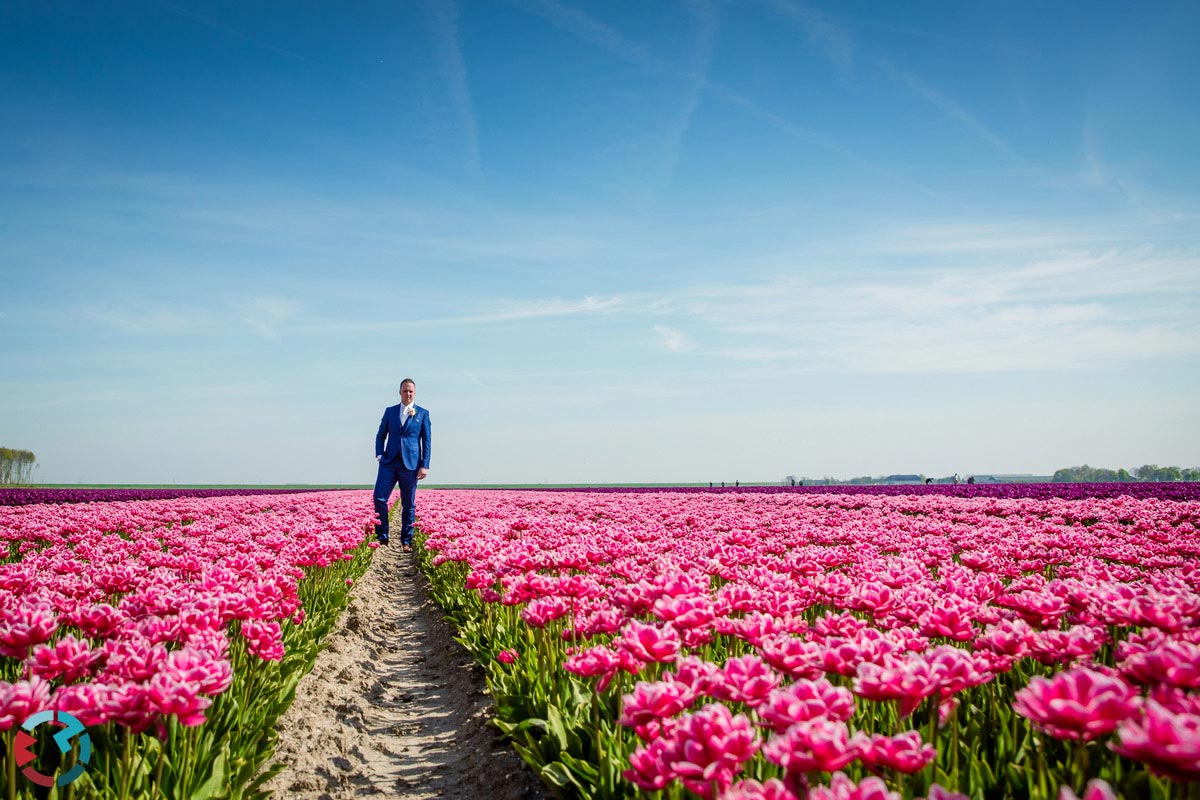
[376,456,381,462]
[417,468,428,480]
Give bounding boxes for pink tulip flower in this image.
[671,703,761,799]
[859,730,937,774]
[710,655,780,707]
[757,678,856,733]
[0,600,58,658]
[25,635,100,684]
[240,619,285,661]
[1012,666,1139,741]
[620,680,693,738]
[1057,779,1118,800]
[720,777,799,800]
[852,655,936,718]
[1110,700,1200,782]
[618,620,682,664]
[806,771,901,800]
[1121,640,1200,689]
[758,634,826,679]
[0,676,52,731]
[762,718,868,775]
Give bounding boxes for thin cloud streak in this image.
[423,0,482,176]
[303,295,625,335]
[882,59,1023,163]
[509,0,862,163]
[763,0,854,74]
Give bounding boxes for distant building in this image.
[883,474,924,485]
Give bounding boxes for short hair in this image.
[400,378,416,389]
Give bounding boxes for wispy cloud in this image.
[423,0,482,176]
[763,0,854,74]
[644,240,1200,372]
[506,0,668,72]
[236,295,305,340]
[509,0,860,163]
[656,0,719,192]
[86,305,219,336]
[85,296,307,340]
[303,294,623,334]
[653,324,694,352]
[881,60,1023,163]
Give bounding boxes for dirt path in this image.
[264,544,551,799]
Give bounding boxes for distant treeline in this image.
[0,448,37,486]
[1052,464,1199,483]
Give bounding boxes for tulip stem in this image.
[5,729,15,800]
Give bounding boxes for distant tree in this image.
[1053,465,1119,482]
[1135,464,1184,482]
[0,448,37,486]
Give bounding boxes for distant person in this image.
[966,475,975,485]
[925,478,933,485]
[374,378,431,551]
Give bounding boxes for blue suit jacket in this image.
[376,404,431,470]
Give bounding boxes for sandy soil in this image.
[263,544,552,799]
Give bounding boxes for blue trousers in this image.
[373,462,418,544]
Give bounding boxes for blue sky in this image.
[1,1,1197,484]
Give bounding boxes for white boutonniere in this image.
[406,407,416,418]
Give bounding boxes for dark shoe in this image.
[377,535,389,545]
[401,543,413,553]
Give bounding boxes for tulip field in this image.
[3,484,1199,800]
[417,486,1200,800]
[1,490,375,799]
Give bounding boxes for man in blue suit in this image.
[374,378,431,551]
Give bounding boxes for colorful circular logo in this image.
[15,710,92,788]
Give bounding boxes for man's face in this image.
[400,383,416,405]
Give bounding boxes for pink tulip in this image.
[975,617,1035,658]
[762,718,868,775]
[1057,779,1118,800]
[720,777,799,800]
[1013,666,1139,741]
[617,620,682,664]
[54,681,156,732]
[145,671,212,727]
[70,602,130,638]
[625,736,675,792]
[240,619,285,661]
[757,678,856,733]
[0,599,58,658]
[496,649,519,664]
[165,646,234,696]
[620,680,693,738]
[0,676,52,731]
[852,655,936,718]
[1110,700,1200,782]
[25,635,99,684]
[1121,640,1200,689]
[758,634,826,679]
[859,730,937,774]
[806,771,901,800]
[627,702,759,798]
[710,655,780,707]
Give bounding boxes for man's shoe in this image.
[377,535,389,545]
[401,543,413,553]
